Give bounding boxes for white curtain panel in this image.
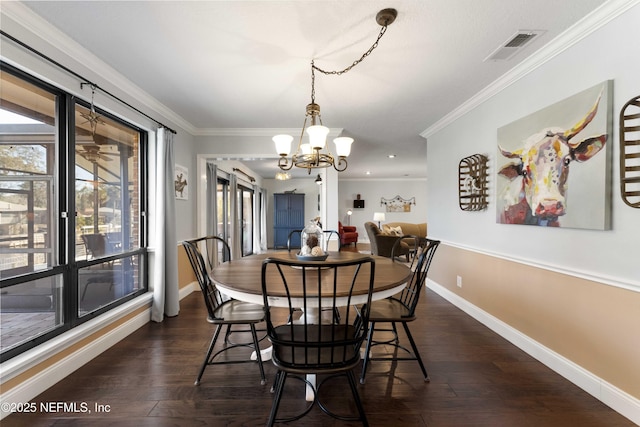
[206,161,221,265]
[253,185,267,253]
[229,174,241,260]
[151,127,180,322]
[260,187,268,253]
[206,162,218,237]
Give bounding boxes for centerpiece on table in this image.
[297,219,328,261]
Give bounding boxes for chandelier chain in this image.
[311,25,388,77]
[311,61,316,104]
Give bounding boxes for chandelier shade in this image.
[275,97,348,174]
[273,134,293,156]
[306,125,329,149]
[334,137,353,157]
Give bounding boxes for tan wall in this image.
[177,244,196,290]
[429,244,640,399]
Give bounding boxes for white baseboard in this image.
[426,279,640,426]
[179,281,196,299]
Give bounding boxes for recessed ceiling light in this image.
[388,154,396,158]
[366,171,371,175]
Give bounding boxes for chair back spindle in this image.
[181,236,266,386]
[391,237,440,317]
[182,236,231,321]
[261,255,375,424]
[359,236,440,385]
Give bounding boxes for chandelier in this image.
[275,171,290,180]
[274,8,397,174]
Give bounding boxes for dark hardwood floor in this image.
[4,283,634,426]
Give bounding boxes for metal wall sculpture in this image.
[619,95,640,208]
[458,154,488,211]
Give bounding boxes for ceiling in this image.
[18,0,608,180]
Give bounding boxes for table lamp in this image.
[373,212,385,228]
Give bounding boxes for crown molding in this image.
[194,127,344,138]
[340,177,427,182]
[6,0,636,140]
[3,2,347,139]
[420,0,640,139]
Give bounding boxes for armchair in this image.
[364,221,410,260]
[338,221,358,248]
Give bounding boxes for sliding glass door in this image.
[211,169,259,259]
[216,177,230,262]
[238,185,253,256]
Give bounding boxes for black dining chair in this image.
[287,229,341,252]
[182,236,266,386]
[261,256,375,426]
[323,229,341,251]
[286,229,303,252]
[357,236,440,384]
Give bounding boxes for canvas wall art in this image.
[381,195,416,212]
[496,81,612,230]
[174,164,188,200]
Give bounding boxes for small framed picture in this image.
[174,164,188,200]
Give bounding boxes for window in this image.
[74,102,145,315]
[0,63,148,361]
[0,71,62,354]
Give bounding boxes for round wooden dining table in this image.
[211,250,411,401]
[211,250,411,308]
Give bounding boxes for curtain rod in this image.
[0,29,177,134]
[232,168,256,183]
[214,166,255,185]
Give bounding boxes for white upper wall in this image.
[425,3,640,289]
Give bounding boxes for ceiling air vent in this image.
[484,30,545,61]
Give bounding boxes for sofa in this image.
[338,221,358,248]
[382,222,427,238]
[364,221,410,260]
[381,222,427,251]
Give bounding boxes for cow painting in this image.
[497,90,608,227]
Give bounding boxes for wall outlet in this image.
[456,275,462,288]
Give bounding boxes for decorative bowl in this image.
[296,253,329,261]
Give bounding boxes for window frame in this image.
[0,62,149,362]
